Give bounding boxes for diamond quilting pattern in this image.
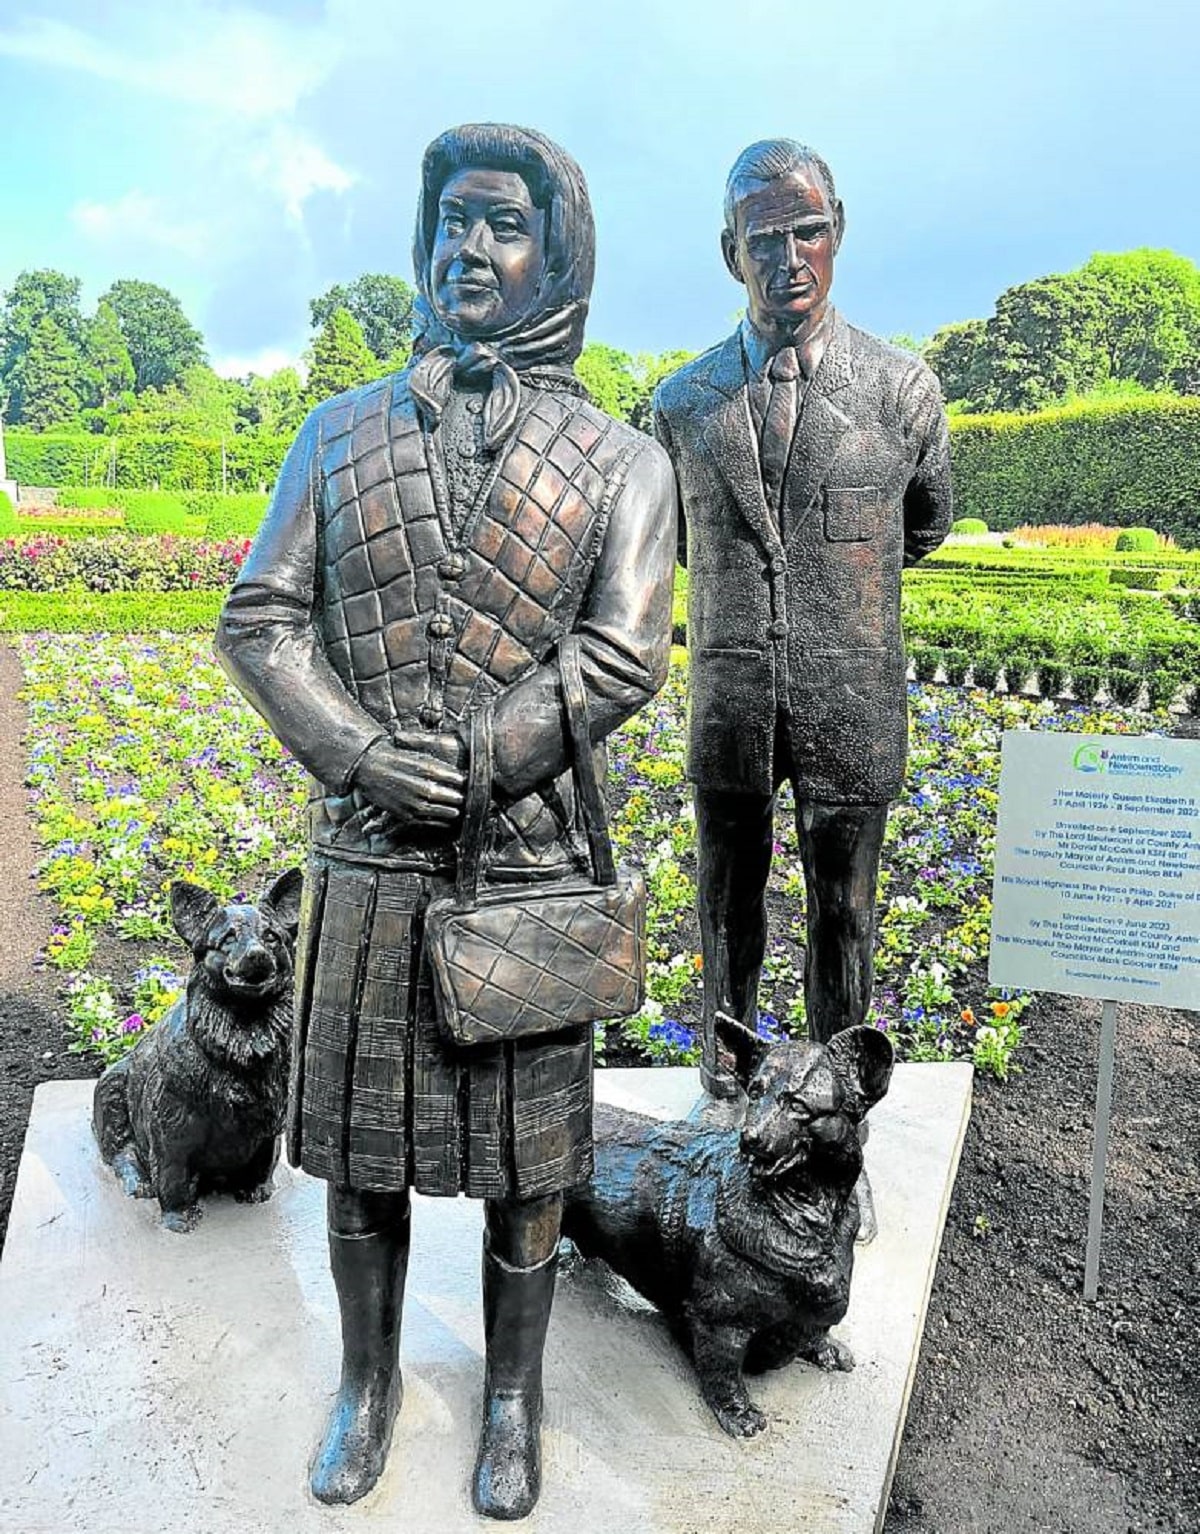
[426,875,646,1045]
[316,380,623,729]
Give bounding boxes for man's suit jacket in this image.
[653,309,952,805]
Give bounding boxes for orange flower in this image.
[991,1000,1011,1019]
[960,1007,976,1026]
[692,954,704,972]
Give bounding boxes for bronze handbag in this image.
[425,638,646,1047]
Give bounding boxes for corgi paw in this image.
[712,1399,767,1438]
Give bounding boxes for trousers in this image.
[693,720,889,1095]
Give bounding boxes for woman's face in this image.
[430,167,548,339]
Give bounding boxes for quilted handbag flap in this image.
[426,868,646,1046]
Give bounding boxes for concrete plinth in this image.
[0,1064,971,1533]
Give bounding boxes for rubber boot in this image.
[471,1244,557,1521]
[310,1209,410,1505]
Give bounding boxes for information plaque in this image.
[989,729,1198,1300]
[990,732,1200,1007]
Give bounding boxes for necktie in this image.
[759,345,800,517]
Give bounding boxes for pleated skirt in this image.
[287,854,594,1199]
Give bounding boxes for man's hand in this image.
[352,730,467,833]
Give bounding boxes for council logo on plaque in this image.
[1072,744,1105,773]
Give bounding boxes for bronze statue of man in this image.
[653,140,952,1225]
[217,123,675,1519]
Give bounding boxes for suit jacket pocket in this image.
[688,646,774,794]
[824,486,883,543]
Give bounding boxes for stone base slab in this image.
[0,1064,971,1533]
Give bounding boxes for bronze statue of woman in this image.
[217,123,676,1519]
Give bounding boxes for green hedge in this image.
[4,430,287,494]
[0,591,224,633]
[54,487,267,539]
[0,491,16,535]
[949,396,1200,547]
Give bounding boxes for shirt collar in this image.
[740,308,834,384]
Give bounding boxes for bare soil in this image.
[0,643,1195,1532]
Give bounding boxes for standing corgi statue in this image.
[562,1013,893,1437]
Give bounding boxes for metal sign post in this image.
[1083,998,1118,1302]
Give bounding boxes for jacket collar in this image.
[702,310,855,548]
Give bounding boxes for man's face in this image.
[430,167,547,339]
[722,164,842,333]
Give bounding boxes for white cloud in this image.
[71,190,210,259]
[0,7,357,227]
[254,125,358,228]
[211,346,304,380]
[0,9,337,120]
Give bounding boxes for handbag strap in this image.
[454,638,617,908]
[558,636,617,888]
[455,703,495,907]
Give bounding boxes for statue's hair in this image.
[723,139,838,231]
[413,123,595,336]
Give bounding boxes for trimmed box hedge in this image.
[949,395,1200,548]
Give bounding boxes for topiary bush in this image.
[941,649,971,686]
[1106,668,1142,706]
[910,645,940,682]
[1036,658,1066,697]
[1069,665,1102,703]
[971,653,1000,690]
[1143,669,1181,712]
[1003,652,1034,694]
[1114,527,1159,552]
[951,516,989,535]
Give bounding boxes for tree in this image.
[984,273,1111,411]
[924,319,992,409]
[83,300,135,408]
[575,343,639,419]
[238,367,306,437]
[305,307,376,405]
[927,249,1200,413]
[102,279,206,391]
[1080,249,1200,393]
[310,274,416,364]
[628,349,695,432]
[0,269,87,421]
[117,364,241,437]
[20,316,83,429]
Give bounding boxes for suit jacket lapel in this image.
[701,333,783,556]
[783,311,855,529]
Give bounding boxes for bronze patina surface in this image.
[653,141,952,1161]
[217,123,676,1520]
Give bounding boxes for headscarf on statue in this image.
[409,123,595,451]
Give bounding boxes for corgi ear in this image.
[827,1026,894,1116]
[263,867,304,936]
[170,881,221,949]
[714,1011,771,1087]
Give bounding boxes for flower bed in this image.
[0,534,250,592]
[21,635,1169,1084]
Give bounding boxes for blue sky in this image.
[2,0,1197,376]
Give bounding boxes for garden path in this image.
[0,642,92,1247]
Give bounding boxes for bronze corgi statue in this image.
[93,870,302,1232]
[562,1013,893,1436]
